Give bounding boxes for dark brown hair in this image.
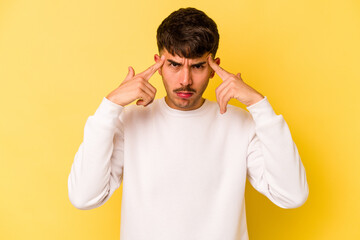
[156,7,219,58]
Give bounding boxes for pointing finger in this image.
[139,55,166,81]
[208,55,231,81]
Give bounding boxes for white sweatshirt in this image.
[68,96,308,240]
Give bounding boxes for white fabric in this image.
[68,96,308,240]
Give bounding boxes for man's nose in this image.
[180,67,192,86]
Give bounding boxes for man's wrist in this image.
[245,93,265,107]
[246,96,278,125]
[94,97,124,118]
[105,94,127,107]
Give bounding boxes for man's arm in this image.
[68,56,165,210]
[208,56,309,208]
[68,98,125,210]
[245,97,308,208]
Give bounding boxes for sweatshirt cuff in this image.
[246,96,278,124]
[94,97,124,118]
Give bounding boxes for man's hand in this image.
[208,55,265,114]
[106,55,166,107]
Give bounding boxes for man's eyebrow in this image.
[166,59,207,66]
[167,59,206,67]
[167,59,182,65]
[190,61,206,67]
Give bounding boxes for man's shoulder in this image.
[124,98,161,110]
[122,98,162,117]
[225,103,250,116]
[206,99,251,118]
[199,99,253,126]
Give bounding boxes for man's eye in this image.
[192,65,204,69]
[169,62,180,67]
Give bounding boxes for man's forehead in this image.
[161,49,210,62]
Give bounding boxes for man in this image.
[68,7,308,240]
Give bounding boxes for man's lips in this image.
[176,92,194,99]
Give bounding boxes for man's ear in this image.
[154,54,163,76]
[210,57,220,78]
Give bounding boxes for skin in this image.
[207,54,265,113]
[106,55,166,107]
[106,50,264,114]
[154,49,219,111]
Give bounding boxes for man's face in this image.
[155,49,220,111]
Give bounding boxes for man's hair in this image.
[156,7,219,58]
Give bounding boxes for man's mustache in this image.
[173,86,196,93]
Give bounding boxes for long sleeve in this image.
[245,96,309,208]
[68,97,125,210]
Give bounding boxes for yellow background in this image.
[1,0,359,239]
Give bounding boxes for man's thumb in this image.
[124,66,135,81]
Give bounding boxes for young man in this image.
[68,7,308,240]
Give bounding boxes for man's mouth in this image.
[176,91,194,99]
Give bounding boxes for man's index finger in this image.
[208,55,230,81]
[140,55,166,81]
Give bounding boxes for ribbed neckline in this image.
[158,97,211,117]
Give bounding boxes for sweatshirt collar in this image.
[158,97,210,117]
